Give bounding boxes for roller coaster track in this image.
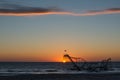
[63,53,112,71]
[63,54,86,71]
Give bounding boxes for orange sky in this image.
[0,44,120,62]
[0,35,120,62]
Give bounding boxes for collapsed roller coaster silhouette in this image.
[63,50,112,72]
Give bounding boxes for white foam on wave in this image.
[0,68,120,76]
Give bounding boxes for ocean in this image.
[0,62,120,76]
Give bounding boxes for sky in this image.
[0,0,120,62]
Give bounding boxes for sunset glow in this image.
[62,60,66,63]
[0,0,120,62]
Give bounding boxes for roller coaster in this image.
[63,51,112,72]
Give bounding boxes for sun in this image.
[62,60,66,63]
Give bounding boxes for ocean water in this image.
[0,62,120,76]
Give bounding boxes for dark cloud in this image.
[0,4,120,16]
[0,4,62,16]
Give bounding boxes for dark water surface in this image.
[0,62,120,76]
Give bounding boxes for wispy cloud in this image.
[80,8,120,16]
[0,4,120,16]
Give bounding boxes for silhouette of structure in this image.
[63,51,112,72]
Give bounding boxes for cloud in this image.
[0,4,120,16]
[81,8,120,16]
[0,4,63,16]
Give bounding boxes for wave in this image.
[0,68,120,76]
